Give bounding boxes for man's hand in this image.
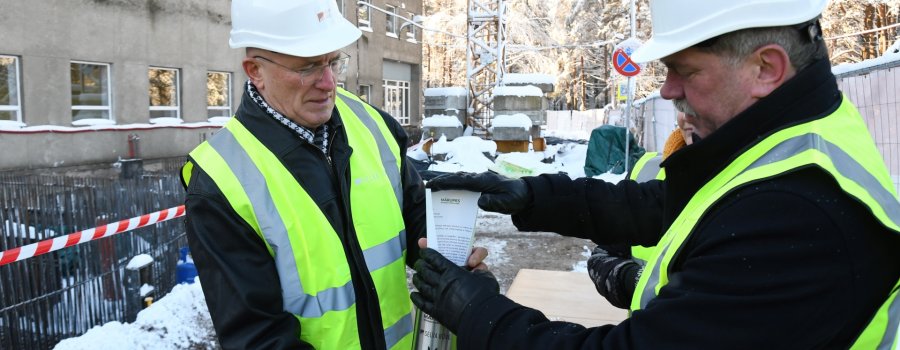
[587,245,641,309]
[426,172,531,215]
[418,238,488,270]
[411,248,500,333]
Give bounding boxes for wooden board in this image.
[495,140,529,153]
[505,269,628,327]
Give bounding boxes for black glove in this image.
[411,248,500,333]
[587,245,642,309]
[426,171,531,215]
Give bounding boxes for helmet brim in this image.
[230,20,362,58]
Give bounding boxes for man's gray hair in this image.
[698,23,829,72]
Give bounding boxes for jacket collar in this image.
[234,87,345,158]
[661,59,842,221]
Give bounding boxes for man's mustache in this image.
[673,99,697,116]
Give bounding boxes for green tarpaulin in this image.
[584,125,645,176]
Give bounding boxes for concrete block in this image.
[494,95,543,111]
[422,126,463,140]
[492,127,530,141]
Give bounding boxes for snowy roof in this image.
[493,85,544,97]
[502,73,555,85]
[424,87,468,97]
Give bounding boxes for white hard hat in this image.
[230,0,362,57]
[631,0,829,63]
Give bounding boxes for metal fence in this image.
[835,60,900,194]
[0,160,188,349]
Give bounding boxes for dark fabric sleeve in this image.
[456,171,900,349]
[513,173,665,247]
[185,168,312,350]
[373,107,426,266]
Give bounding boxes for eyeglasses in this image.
[253,53,350,85]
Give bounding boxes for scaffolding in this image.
[465,0,507,131]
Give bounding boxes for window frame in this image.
[148,66,181,120]
[382,79,410,125]
[206,71,232,119]
[385,5,398,37]
[358,0,371,29]
[359,84,372,103]
[0,55,22,123]
[405,12,418,43]
[70,60,113,122]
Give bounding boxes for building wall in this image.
[0,0,246,170]
[0,0,423,170]
[340,0,424,130]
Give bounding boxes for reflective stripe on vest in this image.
[629,152,665,264]
[185,88,413,349]
[630,152,665,183]
[630,97,900,348]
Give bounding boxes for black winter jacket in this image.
[183,89,426,350]
[455,60,900,349]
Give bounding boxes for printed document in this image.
[425,189,481,266]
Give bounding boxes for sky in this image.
[51,131,626,350]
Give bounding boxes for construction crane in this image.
[465,0,507,133]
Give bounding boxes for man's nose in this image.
[314,67,337,90]
[660,70,684,101]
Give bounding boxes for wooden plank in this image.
[505,269,628,328]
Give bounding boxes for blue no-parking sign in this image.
[612,38,643,77]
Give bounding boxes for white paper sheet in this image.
[425,189,481,266]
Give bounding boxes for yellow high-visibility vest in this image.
[631,97,900,349]
[184,88,413,349]
[628,152,665,264]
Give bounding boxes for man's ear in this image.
[749,44,795,98]
[243,58,264,90]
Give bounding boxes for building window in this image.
[0,55,21,122]
[359,84,372,103]
[207,71,231,118]
[358,0,371,28]
[385,5,398,37]
[383,80,409,125]
[406,12,418,43]
[148,67,180,119]
[71,61,112,121]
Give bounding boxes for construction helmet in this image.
[631,0,829,63]
[229,0,362,58]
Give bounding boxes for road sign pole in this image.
[624,76,635,173]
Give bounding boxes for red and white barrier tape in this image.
[0,205,185,267]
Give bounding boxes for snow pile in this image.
[502,73,555,85]
[71,118,116,127]
[0,120,25,129]
[422,114,462,127]
[125,254,154,269]
[208,117,230,124]
[53,279,216,350]
[149,117,184,125]
[424,87,468,96]
[491,114,533,130]
[493,85,543,97]
[429,135,497,173]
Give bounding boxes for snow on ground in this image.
[53,278,217,350]
[54,133,627,349]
